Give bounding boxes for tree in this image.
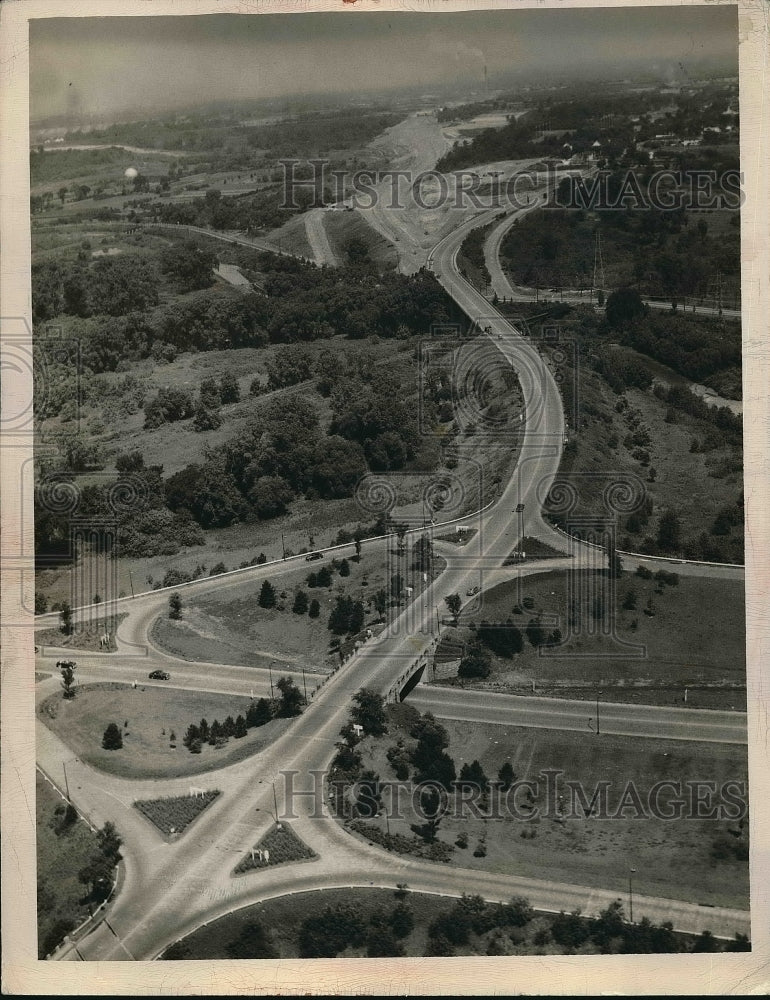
[199,377,222,410]
[225,920,278,959]
[78,850,116,899]
[234,714,248,738]
[328,595,354,635]
[258,580,277,609]
[192,404,222,432]
[248,476,293,518]
[415,785,443,841]
[77,821,122,899]
[348,600,365,634]
[525,617,546,648]
[308,598,321,619]
[351,688,388,736]
[144,386,195,429]
[458,640,492,679]
[160,239,216,293]
[35,591,48,614]
[102,722,123,750]
[692,929,719,954]
[373,588,388,618]
[389,902,415,939]
[276,676,303,717]
[622,587,637,611]
[445,593,462,623]
[168,592,182,620]
[608,547,623,579]
[220,371,241,404]
[497,761,516,791]
[97,821,122,861]
[458,759,489,794]
[246,698,272,728]
[338,558,351,577]
[605,286,646,329]
[391,573,404,600]
[657,510,681,551]
[316,566,333,587]
[292,589,309,614]
[354,538,362,561]
[58,659,77,699]
[183,723,201,749]
[298,904,365,958]
[412,534,434,573]
[477,620,523,657]
[59,602,73,635]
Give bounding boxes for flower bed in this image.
[234,822,316,874]
[134,790,220,837]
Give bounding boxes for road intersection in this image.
[38,131,748,958]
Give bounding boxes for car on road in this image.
[466,585,481,596]
[148,670,170,680]
[515,503,525,512]
[305,552,324,561]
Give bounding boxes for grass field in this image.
[433,569,745,708]
[353,707,749,910]
[323,210,399,271]
[36,771,102,958]
[542,339,743,564]
[37,682,292,779]
[36,613,127,652]
[151,548,443,673]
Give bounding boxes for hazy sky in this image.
[30,6,738,122]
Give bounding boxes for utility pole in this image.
[301,666,308,704]
[269,662,274,700]
[128,569,135,599]
[628,867,636,923]
[62,760,71,801]
[593,230,606,299]
[281,533,286,560]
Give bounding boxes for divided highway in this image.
[40,158,748,960]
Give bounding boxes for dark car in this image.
[149,669,170,680]
[305,552,324,562]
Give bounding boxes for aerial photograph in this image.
[28,3,751,967]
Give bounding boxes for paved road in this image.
[483,208,741,320]
[408,687,747,744]
[43,142,749,959]
[304,208,337,266]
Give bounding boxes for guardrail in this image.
[548,523,744,570]
[34,499,497,621]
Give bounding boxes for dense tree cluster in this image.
[32,255,160,323]
[77,821,122,901]
[34,244,456,384]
